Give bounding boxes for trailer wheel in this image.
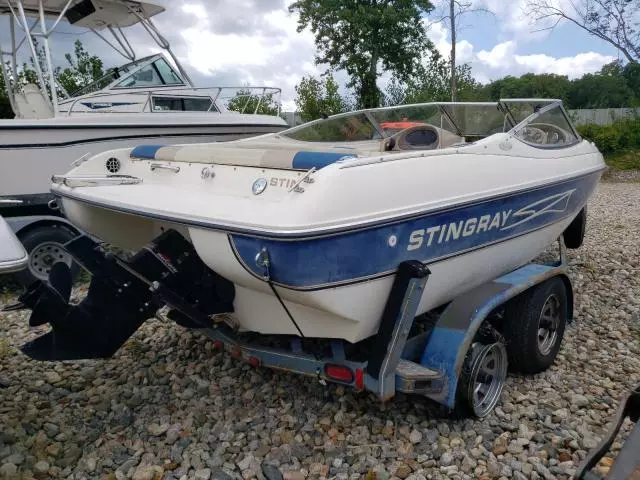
[563,206,587,249]
[456,341,508,418]
[14,225,78,287]
[503,277,567,373]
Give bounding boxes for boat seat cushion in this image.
[130,144,356,170]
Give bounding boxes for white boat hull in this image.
[48,102,606,344]
[58,168,598,343]
[192,216,575,342]
[0,118,285,197]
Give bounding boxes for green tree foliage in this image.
[480,73,571,104]
[623,62,640,98]
[0,67,14,118]
[289,0,436,109]
[475,61,639,108]
[577,118,640,156]
[569,67,636,108]
[0,39,105,118]
[383,52,481,105]
[294,73,348,122]
[57,39,104,95]
[226,89,280,116]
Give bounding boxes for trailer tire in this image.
[503,277,567,373]
[455,341,508,418]
[14,225,79,288]
[563,207,586,249]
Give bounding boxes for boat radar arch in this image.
[0,0,192,117]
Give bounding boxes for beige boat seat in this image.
[129,143,358,170]
[13,84,54,119]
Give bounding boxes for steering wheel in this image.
[529,123,568,145]
[520,126,547,144]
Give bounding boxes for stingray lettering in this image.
[407,210,512,251]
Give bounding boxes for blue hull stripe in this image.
[292,151,355,170]
[130,144,165,159]
[230,171,600,289]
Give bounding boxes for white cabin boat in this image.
[0,0,287,201]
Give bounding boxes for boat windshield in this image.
[281,102,510,142]
[72,55,185,97]
[510,102,580,147]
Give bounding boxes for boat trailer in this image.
[7,229,574,418]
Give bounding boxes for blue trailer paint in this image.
[418,262,571,408]
[194,254,571,416]
[419,327,466,407]
[230,171,599,289]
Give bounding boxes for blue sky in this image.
[0,0,623,109]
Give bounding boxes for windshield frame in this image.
[280,101,511,141]
[279,99,578,144]
[508,101,582,149]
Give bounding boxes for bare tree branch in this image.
[431,0,495,101]
[524,0,639,63]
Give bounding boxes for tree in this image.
[524,0,639,63]
[0,67,14,119]
[568,61,636,108]
[226,89,280,115]
[482,73,571,103]
[56,39,104,95]
[0,40,107,118]
[294,73,348,121]
[623,62,640,97]
[289,0,436,109]
[431,1,493,101]
[384,51,482,104]
[18,39,103,99]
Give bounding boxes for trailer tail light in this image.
[248,356,260,367]
[324,364,354,383]
[355,368,364,391]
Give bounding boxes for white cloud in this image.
[0,0,618,109]
[424,21,475,64]
[164,1,322,105]
[426,25,615,84]
[475,40,616,79]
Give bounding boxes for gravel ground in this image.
[1,182,639,480]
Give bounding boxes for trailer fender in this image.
[6,215,80,238]
[419,264,572,408]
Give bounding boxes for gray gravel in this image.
[1,182,639,480]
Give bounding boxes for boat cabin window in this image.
[152,96,217,112]
[154,58,184,85]
[513,104,579,147]
[115,58,184,89]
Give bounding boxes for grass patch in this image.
[604,149,640,171]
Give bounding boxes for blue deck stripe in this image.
[130,144,165,159]
[292,151,355,170]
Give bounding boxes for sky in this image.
[1,0,624,110]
